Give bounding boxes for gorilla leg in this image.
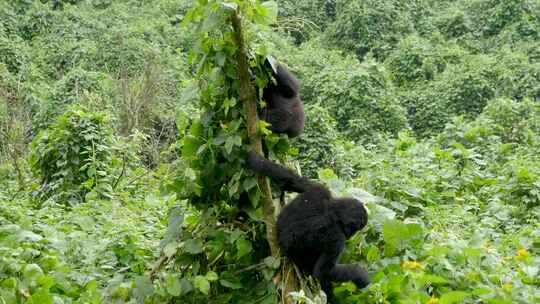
[329,265,370,289]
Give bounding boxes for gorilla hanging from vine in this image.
[247,151,370,303]
[260,59,305,138]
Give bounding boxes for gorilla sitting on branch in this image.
[247,151,370,303]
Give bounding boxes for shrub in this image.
[493,50,540,101]
[403,54,498,136]
[19,1,56,40]
[468,0,539,37]
[52,67,114,104]
[404,51,540,137]
[277,40,408,142]
[278,0,336,43]
[29,106,115,204]
[304,58,407,141]
[385,35,465,86]
[482,98,540,143]
[31,67,115,131]
[294,104,341,178]
[0,34,27,74]
[432,5,473,38]
[325,0,413,59]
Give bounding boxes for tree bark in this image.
[231,12,278,256]
[230,12,299,304]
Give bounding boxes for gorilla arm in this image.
[312,227,370,298]
[247,151,319,193]
[312,233,346,299]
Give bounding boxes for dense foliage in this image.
[1,0,540,303]
[29,106,115,203]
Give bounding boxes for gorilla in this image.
[247,151,370,303]
[262,62,305,138]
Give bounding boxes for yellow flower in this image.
[502,283,513,293]
[402,260,424,271]
[516,248,530,261]
[426,296,439,304]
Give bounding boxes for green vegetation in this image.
[1,0,539,303]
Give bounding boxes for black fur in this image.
[262,63,305,138]
[247,152,370,303]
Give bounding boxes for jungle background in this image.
[1,0,540,303]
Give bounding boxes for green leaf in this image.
[318,168,337,180]
[215,52,226,67]
[166,274,182,297]
[17,230,43,242]
[185,167,197,181]
[346,188,381,204]
[1,278,17,289]
[471,288,491,296]
[382,220,407,255]
[228,180,239,197]
[366,245,380,263]
[425,246,451,257]
[417,274,449,286]
[225,136,235,154]
[248,189,261,208]
[194,275,210,295]
[264,256,280,269]
[219,279,243,290]
[189,122,204,137]
[76,216,95,231]
[180,278,193,295]
[464,247,482,258]
[224,135,241,154]
[182,135,201,159]
[27,288,53,304]
[184,239,203,254]
[236,237,252,259]
[24,264,44,280]
[243,177,257,191]
[176,109,190,133]
[87,166,96,177]
[205,271,218,281]
[221,2,238,11]
[163,241,178,258]
[37,276,55,289]
[382,220,423,256]
[440,291,470,304]
[256,1,277,25]
[134,276,154,299]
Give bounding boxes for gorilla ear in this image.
[265,55,278,74]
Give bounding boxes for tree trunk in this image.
[230,12,299,304]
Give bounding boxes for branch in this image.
[112,152,126,189]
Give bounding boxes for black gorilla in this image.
[247,152,370,303]
[262,63,305,138]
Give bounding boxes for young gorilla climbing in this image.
[247,151,370,303]
[262,62,305,138]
